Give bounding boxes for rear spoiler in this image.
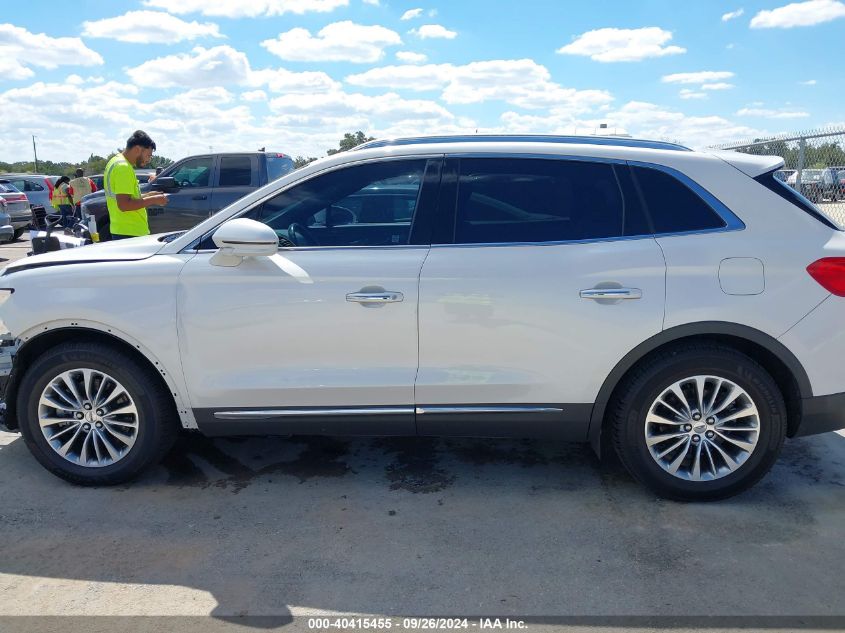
[705,150,785,178]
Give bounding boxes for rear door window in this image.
[450,158,643,244]
[218,156,255,187]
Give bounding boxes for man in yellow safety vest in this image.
[103,130,169,240]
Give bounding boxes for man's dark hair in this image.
[74,168,84,177]
[126,130,156,151]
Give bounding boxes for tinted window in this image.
[258,159,426,247]
[631,166,726,234]
[170,157,212,188]
[219,156,253,187]
[266,154,295,181]
[453,158,631,244]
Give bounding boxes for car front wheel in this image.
[611,344,786,501]
[16,342,177,485]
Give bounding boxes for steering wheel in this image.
[287,222,319,246]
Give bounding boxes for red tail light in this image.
[807,258,845,296]
[8,193,26,202]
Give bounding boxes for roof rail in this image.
[353,134,691,152]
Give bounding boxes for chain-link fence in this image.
[712,127,845,228]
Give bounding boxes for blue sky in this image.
[1,0,843,162]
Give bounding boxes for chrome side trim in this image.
[415,406,564,415]
[214,407,415,420]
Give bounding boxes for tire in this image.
[16,342,178,485]
[610,343,786,501]
[12,228,26,241]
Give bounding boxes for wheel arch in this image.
[589,322,811,456]
[3,321,196,431]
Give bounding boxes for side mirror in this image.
[210,218,278,267]
[153,176,177,191]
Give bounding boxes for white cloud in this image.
[701,82,735,90]
[750,0,845,28]
[736,107,810,118]
[82,11,223,44]
[142,0,349,18]
[127,45,251,88]
[721,8,745,21]
[401,8,423,20]
[241,90,268,102]
[363,0,379,4]
[269,90,454,123]
[261,21,402,62]
[411,24,457,39]
[396,51,428,63]
[662,71,735,84]
[247,67,340,93]
[346,59,613,112]
[801,79,818,85]
[0,24,103,80]
[557,27,685,62]
[679,89,708,99]
[125,45,339,93]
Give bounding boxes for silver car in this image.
[0,173,57,216]
[0,197,15,242]
[0,181,32,240]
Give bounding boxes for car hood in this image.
[3,234,168,275]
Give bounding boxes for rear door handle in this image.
[580,288,642,300]
[192,195,207,201]
[346,291,404,304]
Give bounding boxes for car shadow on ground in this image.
[0,432,844,626]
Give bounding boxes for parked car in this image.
[0,197,14,242]
[0,173,58,217]
[774,169,796,183]
[0,181,35,240]
[786,169,824,202]
[2,135,844,501]
[820,166,845,202]
[82,152,295,239]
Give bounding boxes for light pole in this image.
[32,135,39,172]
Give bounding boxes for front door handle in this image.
[192,195,207,201]
[580,288,642,300]
[346,291,404,304]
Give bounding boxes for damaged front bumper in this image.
[0,333,20,432]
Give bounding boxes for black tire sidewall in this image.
[17,345,165,484]
[619,351,786,500]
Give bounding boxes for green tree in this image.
[326,131,375,156]
[294,156,318,169]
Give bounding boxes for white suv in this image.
[1,135,843,500]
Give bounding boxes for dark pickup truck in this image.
[81,151,295,239]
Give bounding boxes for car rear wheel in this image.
[16,342,178,485]
[12,228,26,240]
[611,344,786,501]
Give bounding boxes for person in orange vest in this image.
[50,175,74,228]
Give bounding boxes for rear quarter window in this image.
[631,166,726,234]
